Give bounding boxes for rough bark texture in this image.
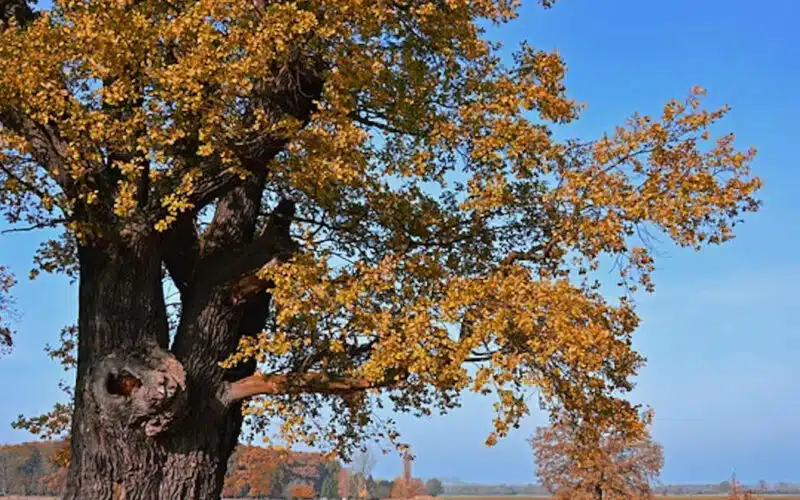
[64,220,268,499]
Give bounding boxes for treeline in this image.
[442,482,800,496]
[222,445,337,498]
[0,441,67,496]
[443,483,549,496]
[0,441,445,498]
[0,440,340,497]
[653,481,800,496]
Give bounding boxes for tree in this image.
[728,474,763,500]
[338,467,352,499]
[425,478,444,497]
[222,446,281,498]
[530,410,664,500]
[391,453,426,499]
[349,449,377,498]
[19,447,43,495]
[375,479,394,499]
[0,0,761,497]
[0,452,9,496]
[0,442,66,496]
[289,483,315,499]
[366,475,378,499]
[321,474,339,499]
[390,477,426,499]
[316,459,342,497]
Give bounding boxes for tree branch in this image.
[0,0,36,28]
[0,219,66,234]
[0,113,72,193]
[222,371,389,404]
[209,198,298,303]
[160,214,200,294]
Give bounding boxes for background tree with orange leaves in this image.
[531,409,664,500]
[0,0,760,497]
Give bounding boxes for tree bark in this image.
[64,227,257,500]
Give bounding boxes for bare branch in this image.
[0,219,65,234]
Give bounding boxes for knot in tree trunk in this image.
[89,344,187,437]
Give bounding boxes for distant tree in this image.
[375,479,394,499]
[20,447,43,495]
[338,467,352,499]
[226,446,280,497]
[0,442,67,496]
[391,477,426,499]
[0,452,9,495]
[271,467,289,499]
[531,409,663,500]
[728,474,763,500]
[321,474,340,499]
[289,483,315,499]
[366,475,378,498]
[349,449,377,498]
[316,459,342,495]
[425,478,444,497]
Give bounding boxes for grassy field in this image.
[438,497,800,499]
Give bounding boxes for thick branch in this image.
[0,0,35,27]
[0,113,72,192]
[197,59,324,246]
[160,214,200,294]
[210,199,298,302]
[222,371,387,404]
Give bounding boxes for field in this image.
[438,496,800,500]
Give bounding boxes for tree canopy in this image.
[1,0,761,461]
[531,409,664,499]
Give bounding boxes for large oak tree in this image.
[0,0,760,498]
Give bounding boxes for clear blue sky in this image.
[1,0,799,486]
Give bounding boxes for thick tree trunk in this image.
[64,230,258,500]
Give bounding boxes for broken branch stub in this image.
[89,345,187,437]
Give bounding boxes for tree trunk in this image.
[64,230,257,500]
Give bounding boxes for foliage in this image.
[338,467,352,498]
[375,479,395,499]
[320,473,339,498]
[728,474,764,500]
[0,0,761,462]
[0,441,67,496]
[0,440,339,498]
[288,483,316,498]
[530,409,663,499]
[391,476,426,498]
[425,478,444,497]
[218,444,337,498]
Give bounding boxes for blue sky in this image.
[1,0,799,486]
